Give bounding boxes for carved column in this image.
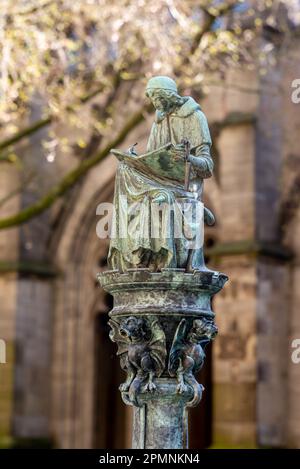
[97,268,227,449]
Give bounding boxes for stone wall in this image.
[13,277,53,438]
[1,38,300,448]
[0,162,20,445]
[213,256,257,446]
[280,45,300,448]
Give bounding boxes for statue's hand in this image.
[170,144,187,162]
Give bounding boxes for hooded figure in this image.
[108,76,213,272]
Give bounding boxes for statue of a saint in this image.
[108,76,214,272]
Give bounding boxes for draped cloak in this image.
[108,97,213,271]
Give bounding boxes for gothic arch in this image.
[49,152,221,448]
[50,156,124,448]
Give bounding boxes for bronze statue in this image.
[108,76,214,272]
[98,78,228,447]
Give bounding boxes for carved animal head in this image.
[188,318,218,344]
[119,316,150,343]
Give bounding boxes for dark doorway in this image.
[93,294,128,448]
[188,342,213,448]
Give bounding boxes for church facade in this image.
[0,41,300,448]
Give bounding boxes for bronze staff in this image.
[182,138,191,191]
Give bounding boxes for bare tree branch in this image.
[0,108,145,230]
[0,117,52,155]
[0,83,107,157]
[189,1,238,56]
[0,172,36,209]
[16,0,57,16]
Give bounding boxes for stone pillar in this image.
[130,380,191,449]
[98,268,227,449]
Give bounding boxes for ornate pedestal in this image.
[98,268,228,449]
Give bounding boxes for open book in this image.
[111,143,187,183]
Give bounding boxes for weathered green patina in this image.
[108,76,214,273]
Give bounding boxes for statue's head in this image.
[119,316,150,343]
[145,76,183,113]
[188,318,218,344]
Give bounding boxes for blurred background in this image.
[0,0,300,449]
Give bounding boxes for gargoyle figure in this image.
[108,316,166,405]
[168,317,218,407]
